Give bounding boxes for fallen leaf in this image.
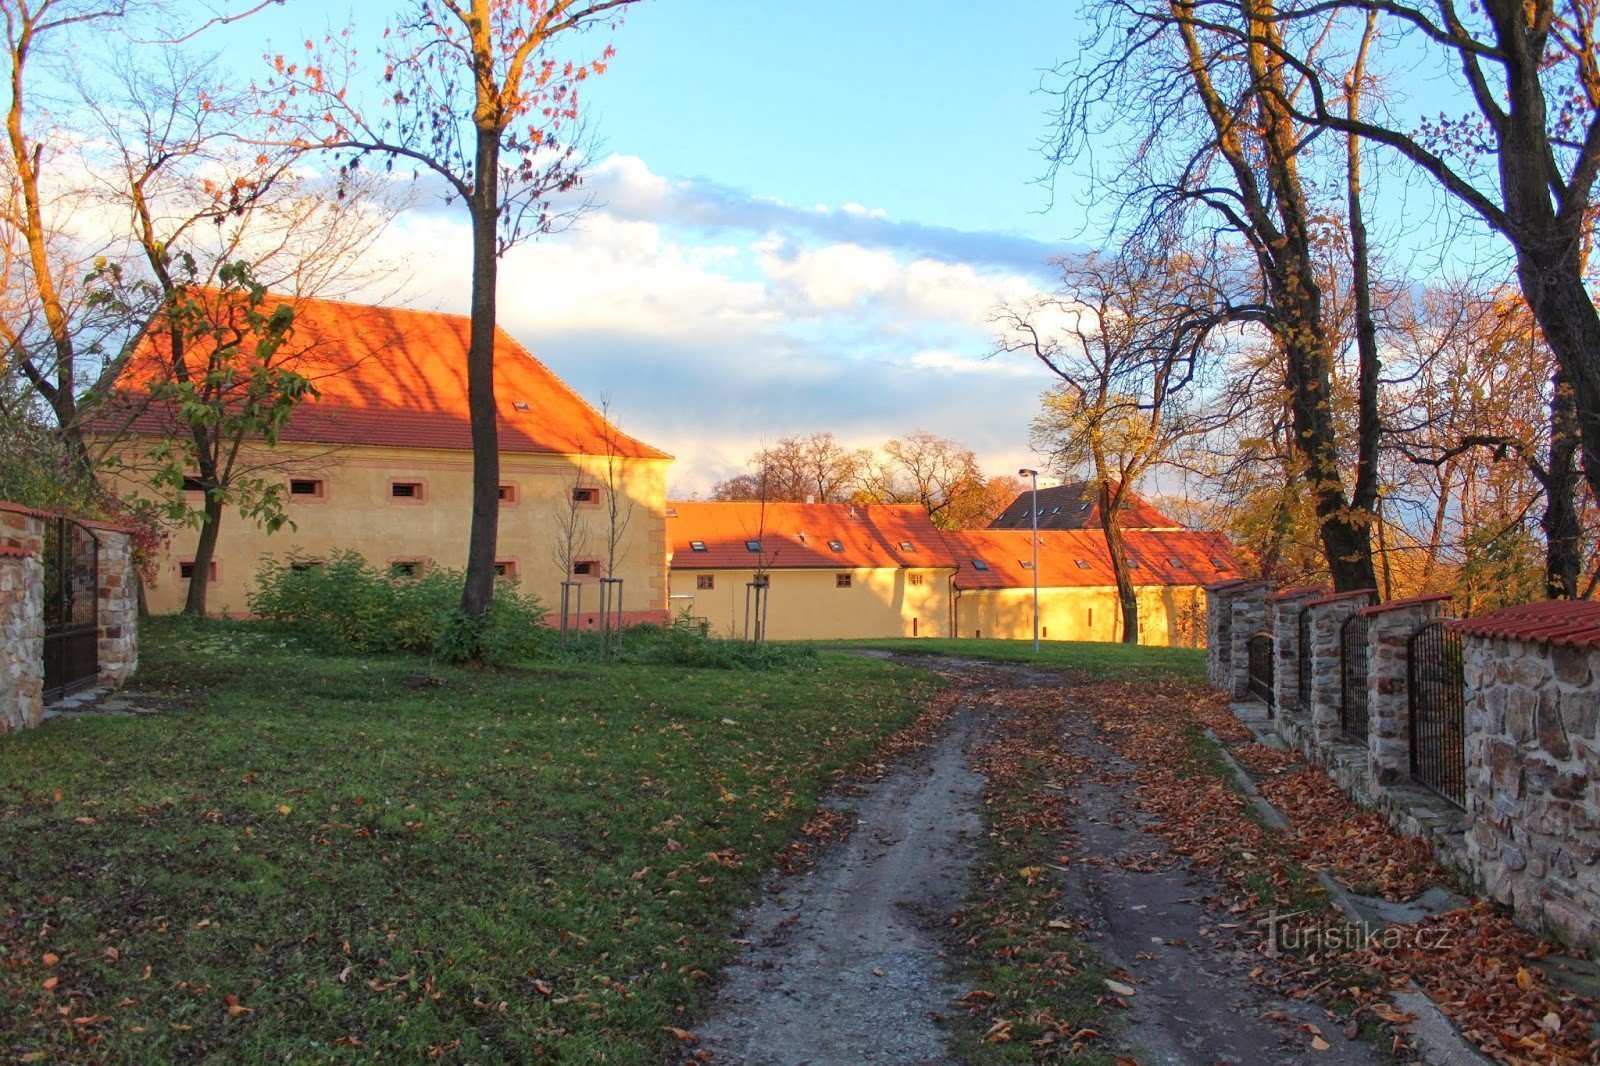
[660,1026,697,1044]
[1311,1036,1330,1051]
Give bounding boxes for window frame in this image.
[288,477,326,501]
[571,557,602,581]
[389,479,427,505]
[387,557,428,578]
[177,558,220,582]
[696,574,715,590]
[835,572,853,589]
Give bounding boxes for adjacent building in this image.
[109,295,673,621]
[988,481,1184,532]
[665,502,957,640]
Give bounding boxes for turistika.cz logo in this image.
[1257,910,1456,955]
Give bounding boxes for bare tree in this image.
[549,465,593,644]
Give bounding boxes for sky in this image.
[205,0,1087,495]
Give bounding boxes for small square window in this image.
[1128,559,1141,569]
[390,480,425,501]
[178,559,218,581]
[696,574,715,590]
[573,559,600,578]
[971,559,989,571]
[1021,560,1034,570]
[573,486,600,505]
[512,401,531,412]
[745,540,762,552]
[494,561,518,579]
[289,478,324,498]
[909,572,924,586]
[898,541,915,551]
[836,573,852,588]
[1169,557,1184,567]
[690,540,708,552]
[290,559,326,573]
[828,540,844,552]
[389,559,424,578]
[498,484,518,503]
[181,475,205,492]
[1075,559,1090,569]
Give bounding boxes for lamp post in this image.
[1019,468,1040,653]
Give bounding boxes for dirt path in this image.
[696,659,1386,1064]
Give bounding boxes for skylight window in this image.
[512,401,531,412]
[1075,559,1090,569]
[899,541,915,551]
[971,559,990,571]
[690,540,708,552]
[1020,560,1034,570]
[745,540,762,552]
[1169,557,1184,567]
[1079,503,1091,512]
[828,540,844,552]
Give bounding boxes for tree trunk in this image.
[1516,251,1600,518]
[184,492,225,617]
[460,124,502,621]
[1544,368,1582,599]
[1094,467,1139,644]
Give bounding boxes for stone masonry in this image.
[1357,595,1451,788]
[1269,585,1326,715]
[1227,584,1271,700]
[1457,601,1600,952]
[0,503,46,732]
[1205,579,1256,689]
[94,527,138,686]
[1303,589,1378,751]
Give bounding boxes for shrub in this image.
[249,551,546,664]
[556,621,819,671]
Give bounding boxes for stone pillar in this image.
[1305,589,1378,750]
[1269,585,1326,714]
[94,527,139,687]
[1457,601,1600,952]
[1358,594,1451,788]
[1204,579,1251,689]
[1228,583,1271,699]
[0,503,46,733]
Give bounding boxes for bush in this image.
[248,551,546,665]
[555,622,820,671]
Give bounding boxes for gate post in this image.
[1357,595,1452,788]
[1304,590,1378,752]
[1228,583,1271,699]
[94,527,139,686]
[0,503,46,732]
[1268,586,1326,751]
[1204,579,1256,690]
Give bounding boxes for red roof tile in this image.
[1453,600,1600,651]
[667,502,956,570]
[1270,584,1328,602]
[109,294,669,459]
[989,481,1182,531]
[0,543,30,558]
[1356,593,1452,617]
[946,528,1242,590]
[1306,589,1378,608]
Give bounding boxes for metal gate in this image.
[42,517,99,701]
[1296,606,1313,712]
[1408,619,1466,808]
[1340,612,1369,742]
[1247,632,1274,712]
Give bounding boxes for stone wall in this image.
[1359,595,1451,788]
[1303,590,1378,752]
[1205,581,1247,688]
[1269,586,1325,715]
[1227,584,1270,699]
[1458,602,1600,952]
[0,504,45,732]
[95,528,138,686]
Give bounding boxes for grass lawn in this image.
[807,637,1206,683]
[0,620,938,1062]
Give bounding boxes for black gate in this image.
[1340,612,1370,742]
[1247,632,1274,712]
[1296,606,1313,712]
[1408,619,1466,808]
[42,517,99,701]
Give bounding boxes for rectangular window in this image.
[690,540,708,552]
[1021,560,1035,570]
[572,558,600,578]
[390,480,425,502]
[389,559,425,578]
[289,478,325,498]
[828,540,844,552]
[178,559,218,581]
[696,574,715,590]
[498,484,518,503]
[1074,559,1090,569]
[898,540,915,551]
[573,486,600,506]
[289,559,326,573]
[1088,607,1094,627]
[909,572,924,586]
[181,475,205,492]
[836,573,852,588]
[494,560,518,579]
[745,540,762,552]
[971,559,989,571]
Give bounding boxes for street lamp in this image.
[1019,468,1040,654]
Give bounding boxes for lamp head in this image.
[1018,468,1038,478]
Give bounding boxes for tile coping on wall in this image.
[1204,577,1267,593]
[1304,588,1379,608]
[0,544,31,558]
[1268,584,1327,602]
[1453,599,1600,652]
[0,499,135,534]
[1355,593,1453,618]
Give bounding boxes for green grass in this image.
[1,619,938,1063]
[807,637,1206,683]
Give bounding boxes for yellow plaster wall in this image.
[667,566,953,641]
[122,440,670,619]
[954,584,1206,647]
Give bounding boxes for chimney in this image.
[805,494,815,504]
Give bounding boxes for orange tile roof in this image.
[110,293,669,459]
[989,481,1182,531]
[945,528,1242,590]
[667,502,956,570]
[1454,600,1600,651]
